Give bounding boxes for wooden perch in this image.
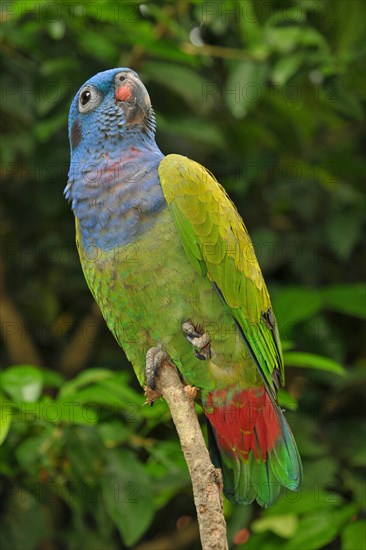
[155,360,229,550]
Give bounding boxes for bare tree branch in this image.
[58,302,102,377]
[181,42,266,61]
[156,361,229,550]
[0,293,43,367]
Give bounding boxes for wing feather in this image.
[158,154,284,392]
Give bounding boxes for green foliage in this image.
[1,0,365,548]
[0,365,187,548]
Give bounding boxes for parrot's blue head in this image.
[65,69,165,248]
[68,68,155,158]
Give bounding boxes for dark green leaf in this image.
[0,404,12,444]
[341,520,366,550]
[0,490,47,550]
[272,288,322,326]
[0,365,43,402]
[226,61,268,117]
[59,369,119,398]
[321,285,366,318]
[284,352,346,376]
[272,53,305,86]
[252,514,298,538]
[101,449,154,546]
[282,505,357,550]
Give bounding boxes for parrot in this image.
[65,68,302,507]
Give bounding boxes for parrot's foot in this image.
[182,321,211,360]
[184,385,198,399]
[144,346,173,405]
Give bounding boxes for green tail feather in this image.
[206,408,302,507]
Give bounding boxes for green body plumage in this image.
[76,155,302,506]
[77,157,258,391]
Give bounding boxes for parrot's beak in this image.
[114,72,151,126]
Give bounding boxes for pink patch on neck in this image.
[115,85,132,101]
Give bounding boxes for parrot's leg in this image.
[182,321,211,360]
[145,346,171,390]
[144,346,173,404]
[144,346,198,404]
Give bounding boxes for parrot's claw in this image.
[184,385,198,399]
[182,321,211,360]
[144,346,173,405]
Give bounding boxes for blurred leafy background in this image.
[1,0,365,548]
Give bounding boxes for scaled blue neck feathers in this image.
[66,102,165,253]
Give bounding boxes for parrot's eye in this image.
[78,85,102,114]
[80,90,91,105]
[118,75,127,82]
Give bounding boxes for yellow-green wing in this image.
[158,154,284,393]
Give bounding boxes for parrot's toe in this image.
[144,346,173,405]
[144,386,161,405]
[184,385,198,399]
[182,321,211,360]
